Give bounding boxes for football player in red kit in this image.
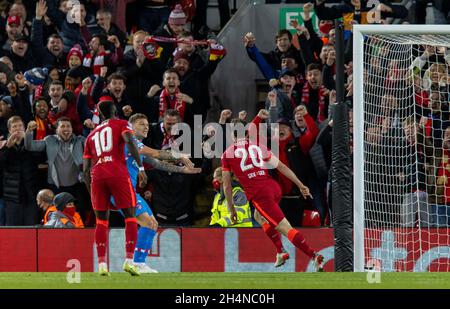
[221,119,324,271]
[83,100,147,276]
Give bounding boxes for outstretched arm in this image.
[267,155,313,199]
[143,156,201,174]
[140,145,194,168]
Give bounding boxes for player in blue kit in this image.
[113,113,201,273]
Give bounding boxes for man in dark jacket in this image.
[0,116,39,226]
[119,31,164,119]
[6,35,35,73]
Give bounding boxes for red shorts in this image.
[91,177,136,211]
[250,180,285,226]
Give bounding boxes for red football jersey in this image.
[221,139,274,199]
[83,119,132,180]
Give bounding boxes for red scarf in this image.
[83,51,107,75]
[301,83,327,122]
[159,88,186,121]
[35,117,52,140]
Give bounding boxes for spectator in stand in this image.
[0,95,14,137]
[119,31,164,120]
[2,15,24,53]
[173,31,208,71]
[66,44,83,70]
[81,33,123,76]
[265,101,319,226]
[45,0,89,53]
[301,63,329,123]
[0,116,40,226]
[173,46,225,121]
[266,70,300,122]
[31,0,67,70]
[154,4,188,66]
[24,116,93,226]
[6,35,35,73]
[91,71,132,120]
[147,68,193,123]
[146,108,197,226]
[45,192,84,228]
[91,0,133,34]
[244,29,307,81]
[145,108,178,152]
[64,65,88,92]
[7,73,33,126]
[48,90,82,135]
[32,97,55,140]
[36,188,55,225]
[87,8,127,49]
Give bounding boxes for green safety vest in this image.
[210,186,253,227]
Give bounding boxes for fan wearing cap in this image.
[4,15,24,51]
[44,192,84,228]
[6,34,34,73]
[266,69,298,122]
[154,4,187,66]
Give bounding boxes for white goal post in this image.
[353,25,450,272]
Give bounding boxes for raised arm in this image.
[24,122,47,152]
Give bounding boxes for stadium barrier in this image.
[0,228,448,272]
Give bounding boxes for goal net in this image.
[353,25,450,272]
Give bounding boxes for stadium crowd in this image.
[0,0,446,229]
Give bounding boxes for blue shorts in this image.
[114,195,153,218]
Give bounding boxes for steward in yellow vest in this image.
[210,167,253,227]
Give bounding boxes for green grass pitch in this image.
[0,272,449,289]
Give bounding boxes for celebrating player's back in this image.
[85,119,132,181]
[83,100,147,276]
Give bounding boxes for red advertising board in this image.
[38,229,95,272]
[0,228,449,272]
[0,229,37,272]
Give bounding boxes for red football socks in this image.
[125,218,138,259]
[287,229,316,258]
[95,219,109,263]
[262,222,284,254]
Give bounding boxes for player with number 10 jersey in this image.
[84,119,136,210]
